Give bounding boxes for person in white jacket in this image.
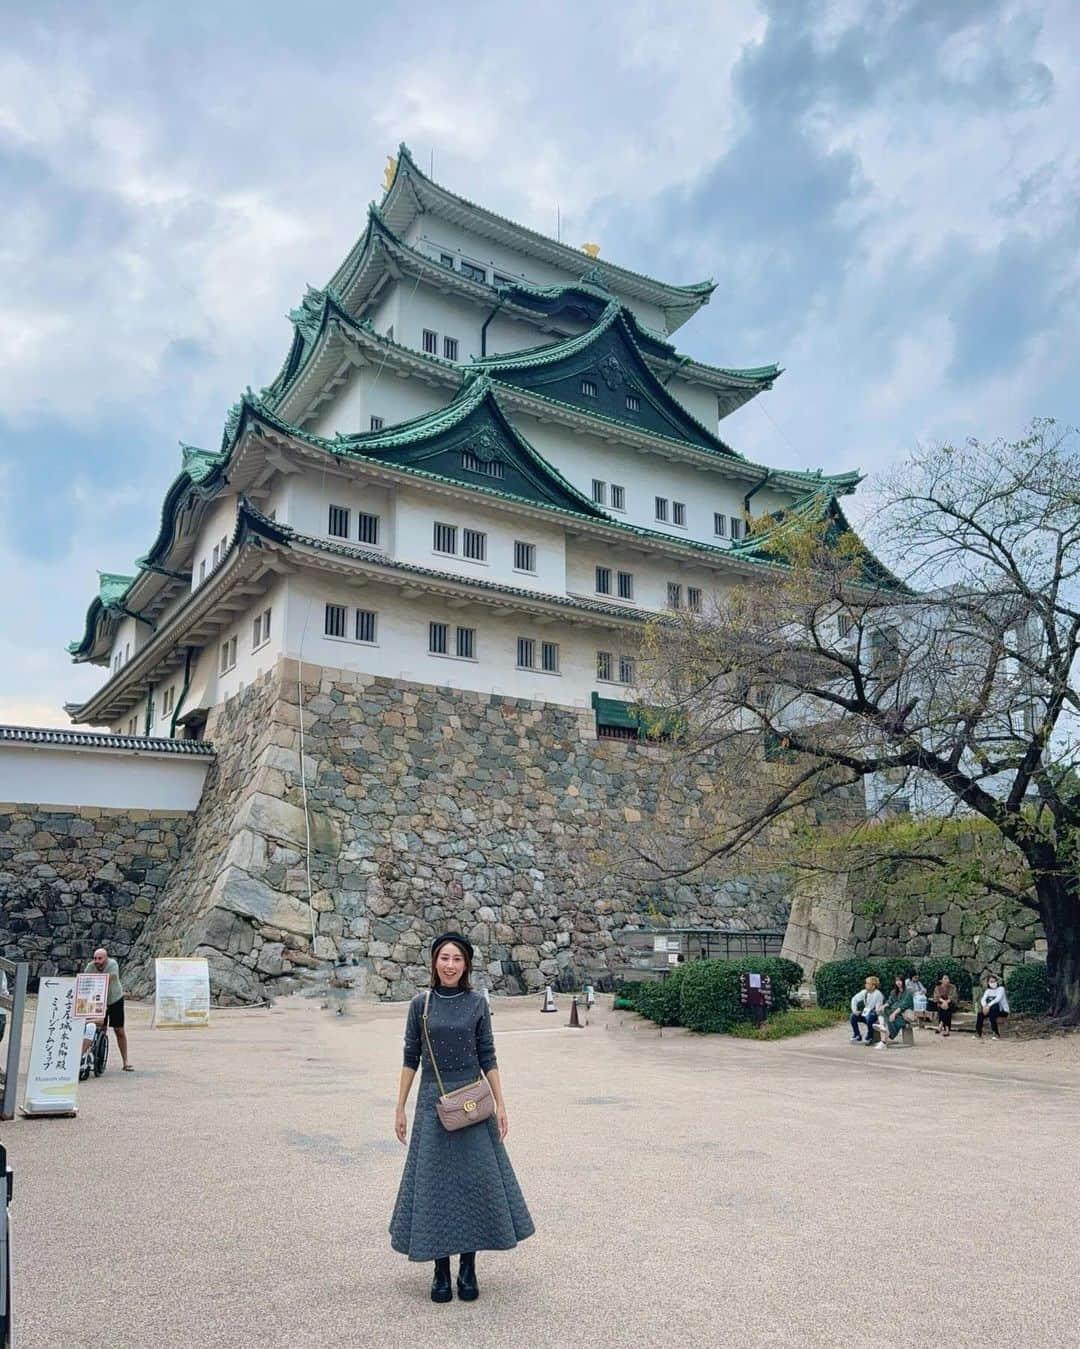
[976,976,1010,1039]
[849,976,885,1043]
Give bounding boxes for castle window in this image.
[355,608,377,643]
[619,656,635,685]
[610,484,626,511]
[161,686,174,716]
[667,582,682,610]
[199,559,207,584]
[443,336,459,361]
[626,394,640,412]
[617,571,634,601]
[439,253,454,269]
[113,653,121,674]
[463,528,487,562]
[456,626,476,659]
[370,415,384,431]
[211,543,220,568]
[422,329,438,356]
[494,273,514,287]
[687,588,702,614]
[219,634,237,674]
[730,516,744,541]
[429,621,449,655]
[514,541,536,573]
[252,607,272,649]
[582,378,598,398]
[597,650,613,681]
[673,501,687,527]
[462,450,504,478]
[655,496,669,522]
[713,513,728,538]
[838,611,856,639]
[595,566,612,596]
[517,637,536,669]
[328,504,350,539]
[542,641,559,673]
[324,604,347,639]
[592,479,607,505]
[357,512,380,546]
[433,522,458,555]
[460,260,486,283]
[127,717,138,735]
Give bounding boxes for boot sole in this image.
[456,1287,479,1302]
[431,1288,453,1303]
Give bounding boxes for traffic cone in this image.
[584,984,595,1009]
[541,985,557,1013]
[568,996,582,1028]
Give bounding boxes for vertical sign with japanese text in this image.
[23,977,82,1116]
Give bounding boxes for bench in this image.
[871,1018,915,1047]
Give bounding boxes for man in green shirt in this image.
[85,947,133,1071]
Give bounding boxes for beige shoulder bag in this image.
[421,990,496,1132]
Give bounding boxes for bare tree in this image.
[636,420,1080,1019]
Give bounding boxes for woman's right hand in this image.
[394,1106,407,1144]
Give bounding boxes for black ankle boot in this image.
[431,1256,452,1303]
[457,1251,478,1301]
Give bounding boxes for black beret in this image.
[431,931,474,959]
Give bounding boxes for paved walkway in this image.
[5,994,1080,1348]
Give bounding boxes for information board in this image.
[154,958,211,1028]
[23,977,82,1116]
[74,971,109,1022]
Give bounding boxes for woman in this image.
[976,976,1010,1039]
[390,932,534,1302]
[878,976,915,1048]
[932,973,958,1036]
[906,973,929,1024]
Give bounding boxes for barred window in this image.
[838,612,855,639]
[617,571,634,600]
[460,260,486,283]
[619,656,635,685]
[597,650,613,681]
[252,607,272,648]
[456,626,476,659]
[592,478,607,505]
[433,522,457,554]
[328,505,350,539]
[443,336,459,361]
[325,604,347,639]
[667,582,682,610]
[463,528,487,562]
[517,637,536,669]
[595,566,612,595]
[422,329,438,355]
[219,635,237,674]
[610,484,626,510]
[439,253,454,269]
[369,415,384,431]
[730,516,744,541]
[582,378,598,397]
[462,450,504,478]
[357,512,379,545]
[626,393,640,412]
[687,587,702,614]
[655,496,669,522]
[514,540,536,572]
[429,621,448,655]
[355,608,377,643]
[714,512,728,538]
[673,501,687,527]
[541,641,559,673]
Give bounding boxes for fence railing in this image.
[0,959,28,1123]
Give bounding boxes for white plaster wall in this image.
[393,484,567,594]
[190,494,239,593]
[285,472,395,549]
[107,616,141,675]
[0,745,210,811]
[308,363,446,439]
[211,574,291,707]
[565,540,735,612]
[281,574,642,708]
[666,375,720,433]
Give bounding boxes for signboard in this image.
[154,958,210,1028]
[739,972,773,1008]
[22,977,82,1116]
[74,971,109,1022]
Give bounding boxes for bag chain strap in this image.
[421,990,449,1097]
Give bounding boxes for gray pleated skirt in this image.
[389,1072,535,1261]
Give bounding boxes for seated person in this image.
[931,973,958,1036]
[906,973,929,1023]
[878,976,916,1048]
[849,976,884,1043]
[976,976,1009,1039]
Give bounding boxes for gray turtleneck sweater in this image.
[402,987,497,1081]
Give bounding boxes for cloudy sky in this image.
[1,0,1077,725]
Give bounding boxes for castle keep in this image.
[43,150,870,999]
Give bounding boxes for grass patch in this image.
[729,1007,845,1041]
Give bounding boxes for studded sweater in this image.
[402,987,497,1080]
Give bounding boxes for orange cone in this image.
[568,996,582,1028]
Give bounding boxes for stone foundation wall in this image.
[0,803,190,983]
[126,658,791,1002]
[782,872,1046,986]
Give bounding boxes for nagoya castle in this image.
[59,148,862,1001]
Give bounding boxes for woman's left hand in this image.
[496,1108,509,1141]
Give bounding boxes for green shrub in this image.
[814,957,911,1009]
[729,1007,845,1040]
[679,957,802,1033]
[1005,963,1050,1015]
[633,967,688,1026]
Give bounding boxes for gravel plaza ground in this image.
[5,991,1080,1349]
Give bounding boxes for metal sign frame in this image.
[0,959,28,1123]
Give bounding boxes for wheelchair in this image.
[78,1018,109,1081]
